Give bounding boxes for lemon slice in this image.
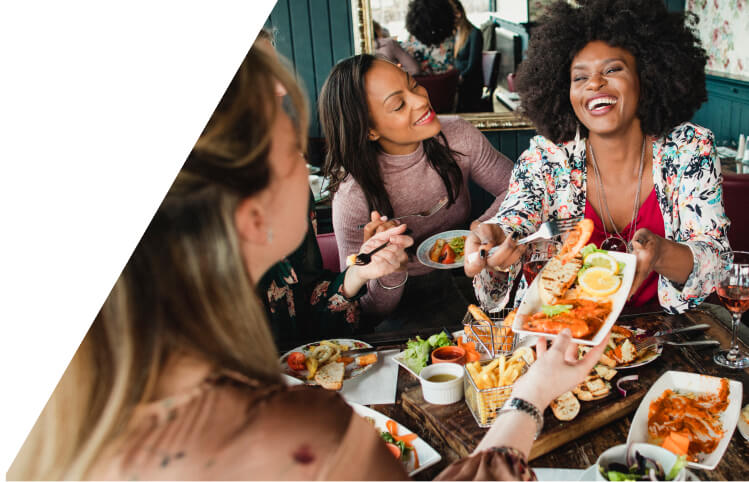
[583,252,619,274]
[578,267,621,297]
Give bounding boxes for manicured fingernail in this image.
[480,248,487,259]
[511,231,521,241]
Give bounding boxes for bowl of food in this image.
[431,345,466,365]
[596,443,687,481]
[419,362,464,405]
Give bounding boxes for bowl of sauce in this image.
[419,362,464,404]
[431,345,466,365]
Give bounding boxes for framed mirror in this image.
[350,0,536,131]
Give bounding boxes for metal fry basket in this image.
[463,360,520,427]
[461,307,518,358]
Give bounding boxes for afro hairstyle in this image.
[514,0,708,143]
[405,0,457,46]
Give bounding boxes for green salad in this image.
[402,331,451,375]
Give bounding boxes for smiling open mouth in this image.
[414,108,435,125]
[587,96,617,112]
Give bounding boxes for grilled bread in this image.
[551,391,581,421]
[538,256,583,305]
[314,361,344,390]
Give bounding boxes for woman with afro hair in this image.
[401,0,457,74]
[464,0,730,314]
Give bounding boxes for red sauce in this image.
[647,378,729,460]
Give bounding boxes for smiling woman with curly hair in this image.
[464,0,730,317]
[401,0,457,74]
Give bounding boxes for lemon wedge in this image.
[578,267,621,297]
[583,252,619,274]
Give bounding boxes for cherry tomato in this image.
[287,352,306,371]
[438,243,456,264]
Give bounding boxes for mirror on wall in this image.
[351,0,553,130]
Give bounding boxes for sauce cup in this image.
[431,345,466,365]
[419,362,464,405]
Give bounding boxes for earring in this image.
[267,228,273,243]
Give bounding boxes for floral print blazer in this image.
[475,122,730,314]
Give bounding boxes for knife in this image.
[338,343,405,357]
[649,323,710,338]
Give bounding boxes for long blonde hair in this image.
[8,46,308,480]
[453,0,472,55]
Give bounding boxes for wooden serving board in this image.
[401,311,718,461]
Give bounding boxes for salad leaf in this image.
[448,237,465,256]
[667,456,687,480]
[402,331,452,374]
[542,304,573,317]
[580,243,607,258]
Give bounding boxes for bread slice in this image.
[551,391,580,421]
[538,256,583,305]
[314,361,344,390]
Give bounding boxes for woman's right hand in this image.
[464,223,525,277]
[362,210,400,242]
[511,329,609,411]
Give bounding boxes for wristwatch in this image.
[498,397,544,439]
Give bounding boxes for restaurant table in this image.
[359,307,749,481]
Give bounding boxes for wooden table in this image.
[365,308,749,481]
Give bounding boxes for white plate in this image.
[392,350,421,378]
[280,338,375,385]
[737,404,749,441]
[348,401,441,476]
[625,370,743,470]
[576,464,698,481]
[416,230,471,269]
[512,251,636,346]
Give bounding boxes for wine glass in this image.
[714,251,749,369]
[521,239,561,285]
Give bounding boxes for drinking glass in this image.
[522,239,561,285]
[714,251,749,369]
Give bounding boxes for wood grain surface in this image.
[370,308,749,481]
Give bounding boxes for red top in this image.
[584,188,665,307]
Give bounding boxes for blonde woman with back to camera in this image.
[9,46,608,481]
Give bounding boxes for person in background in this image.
[374,20,420,76]
[401,0,457,74]
[254,29,413,346]
[9,41,610,482]
[319,54,513,331]
[452,0,484,112]
[464,0,729,314]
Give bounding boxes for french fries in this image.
[464,305,516,354]
[464,347,535,426]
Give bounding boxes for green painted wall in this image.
[694,75,749,146]
[265,0,355,137]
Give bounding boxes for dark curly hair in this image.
[514,0,707,143]
[405,0,457,46]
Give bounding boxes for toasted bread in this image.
[314,361,344,390]
[573,374,611,401]
[551,391,580,421]
[538,256,583,305]
[594,364,618,381]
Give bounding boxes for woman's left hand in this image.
[628,228,662,297]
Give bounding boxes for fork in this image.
[356,196,448,229]
[634,338,720,352]
[353,240,390,265]
[477,217,583,260]
[631,324,710,348]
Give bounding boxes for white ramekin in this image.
[419,362,465,405]
[595,443,685,481]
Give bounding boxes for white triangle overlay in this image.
[0,0,277,472]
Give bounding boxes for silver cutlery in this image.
[353,240,390,265]
[635,338,720,352]
[470,217,583,262]
[631,324,710,350]
[338,344,405,357]
[356,196,448,229]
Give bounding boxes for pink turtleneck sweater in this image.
[332,117,513,316]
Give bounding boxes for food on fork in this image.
[558,218,594,263]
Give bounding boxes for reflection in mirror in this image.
[353,0,541,129]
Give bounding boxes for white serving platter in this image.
[348,401,442,476]
[625,370,743,470]
[512,250,636,346]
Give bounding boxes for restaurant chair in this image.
[480,51,501,111]
[722,172,749,251]
[316,232,340,273]
[414,69,459,114]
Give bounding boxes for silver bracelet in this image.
[497,397,544,439]
[376,272,408,290]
